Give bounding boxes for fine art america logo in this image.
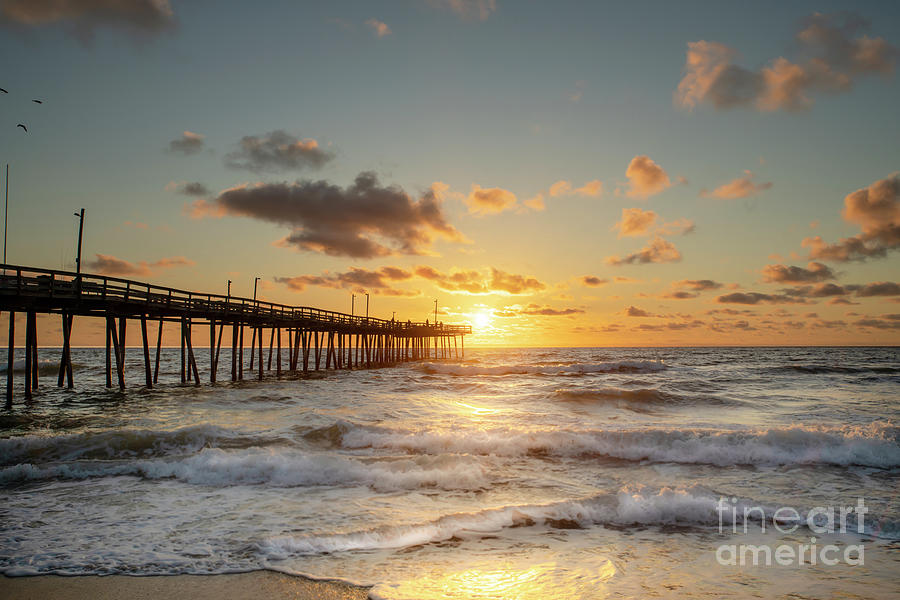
[715,497,867,567]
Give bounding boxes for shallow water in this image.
[1,347,898,598]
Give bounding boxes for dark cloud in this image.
[605,236,681,266]
[190,172,465,258]
[490,268,545,294]
[2,0,174,39]
[716,292,810,305]
[855,281,900,297]
[625,306,652,317]
[518,304,584,316]
[675,279,723,291]
[676,13,897,112]
[662,290,698,300]
[855,318,900,330]
[167,131,204,155]
[581,276,608,287]
[803,174,900,262]
[85,253,193,277]
[224,130,334,173]
[761,261,835,283]
[275,266,415,296]
[176,182,209,197]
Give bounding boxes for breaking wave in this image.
[418,360,667,376]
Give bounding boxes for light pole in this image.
[365,293,369,319]
[434,299,438,324]
[4,164,8,266]
[74,209,85,275]
[253,277,260,301]
[227,279,232,298]
[351,293,355,317]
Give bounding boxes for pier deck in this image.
[0,264,471,405]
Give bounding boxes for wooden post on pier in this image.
[209,319,216,383]
[314,331,321,370]
[57,312,74,388]
[153,319,163,384]
[302,330,310,373]
[249,327,257,371]
[257,325,263,381]
[141,315,152,388]
[180,317,186,383]
[276,327,282,376]
[105,316,112,388]
[267,328,274,372]
[6,311,14,407]
[108,316,125,391]
[231,323,238,382]
[238,325,244,380]
[214,320,223,380]
[183,317,199,386]
[23,311,34,398]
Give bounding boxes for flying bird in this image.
[17,124,27,132]
[32,99,42,104]
[0,88,7,94]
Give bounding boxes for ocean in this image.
[1,346,898,598]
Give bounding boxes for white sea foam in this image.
[340,422,900,468]
[0,447,489,491]
[258,485,766,557]
[418,360,667,376]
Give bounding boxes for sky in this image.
[1,0,899,347]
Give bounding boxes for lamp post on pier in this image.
[365,293,369,319]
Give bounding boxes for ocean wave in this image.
[338,422,900,468]
[550,386,728,409]
[776,364,900,375]
[258,485,779,557]
[418,360,666,376]
[0,447,489,491]
[0,358,61,375]
[0,424,251,464]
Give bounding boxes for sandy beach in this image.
[0,572,371,600]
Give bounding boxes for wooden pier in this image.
[0,264,471,406]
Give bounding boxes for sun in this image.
[472,311,493,329]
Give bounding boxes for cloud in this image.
[549,180,572,197]
[224,130,334,173]
[414,266,545,295]
[85,253,193,277]
[656,217,695,236]
[523,193,545,211]
[168,181,210,197]
[855,318,900,330]
[715,291,810,305]
[675,13,897,112]
[855,281,900,297]
[189,171,466,258]
[581,276,608,287]
[167,131,204,155]
[574,180,603,197]
[427,0,496,21]
[625,155,671,198]
[614,208,657,237]
[1,0,174,39]
[275,266,415,296]
[662,290,698,300]
[761,261,835,283]
[518,304,584,316]
[625,306,652,317]
[803,173,900,262]
[700,170,773,199]
[675,279,723,291]
[465,184,518,215]
[365,18,391,37]
[605,236,682,266]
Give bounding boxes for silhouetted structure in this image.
[0,264,470,406]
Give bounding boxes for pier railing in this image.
[0,264,471,334]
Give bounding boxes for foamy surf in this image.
[339,421,900,468]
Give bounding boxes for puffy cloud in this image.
[605,236,681,266]
[675,279,722,291]
[625,306,652,317]
[523,193,545,211]
[414,266,545,295]
[855,281,900,297]
[581,276,608,287]
[625,155,671,198]
[700,170,773,199]
[86,254,193,277]
[465,184,518,215]
[167,131,204,155]
[575,180,603,197]
[715,291,810,305]
[275,266,415,296]
[365,18,391,37]
[518,304,584,316]
[803,174,900,262]
[675,13,896,112]
[549,180,572,197]
[761,261,835,283]
[662,290,698,300]
[427,0,496,21]
[225,130,334,173]
[614,208,657,238]
[1,0,174,39]
[189,172,466,258]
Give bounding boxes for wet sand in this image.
[0,571,371,600]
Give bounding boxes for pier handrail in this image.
[0,263,472,334]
